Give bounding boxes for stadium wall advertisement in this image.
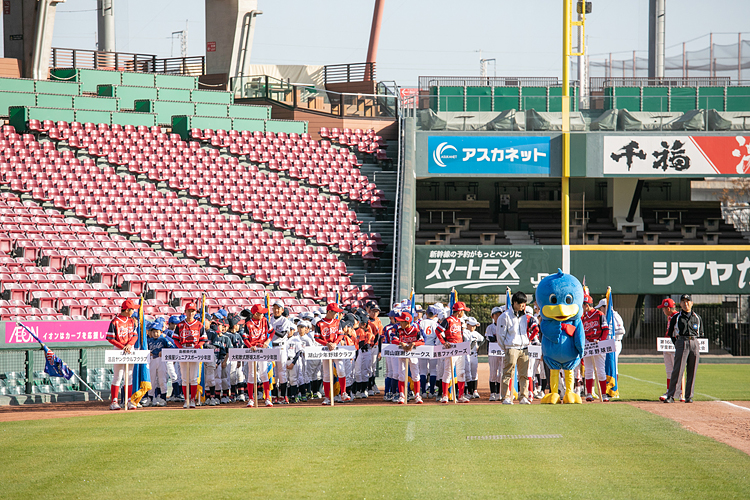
[415,246,750,295]
[427,135,551,174]
[604,135,750,176]
[0,321,110,348]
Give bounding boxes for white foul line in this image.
[618,373,719,401]
[405,421,415,442]
[718,401,750,412]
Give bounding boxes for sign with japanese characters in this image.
[604,136,750,176]
[431,342,470,358]
[657,337,709,353]
[227,348,281,362]
[428,136,550,174]
[415,245,562,294]
[162,349,215,363]
[570,249,750,294]
[582,339,616,358]
[303,345,356,360]
[382,345,435,359]
[3,321,110,346]
[104,350,150,365]
[487,343,505,357]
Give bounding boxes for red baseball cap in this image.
[121,299,139,310]
[250,304,268,315]
[657,298,676,309]
[452,301,470,312]
[184,302,197,311]
[583,294,593,305]
[395,311,413,323]
[327,303,344,312]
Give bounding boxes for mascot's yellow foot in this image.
[562,391,582,404]
[541,392,560,404]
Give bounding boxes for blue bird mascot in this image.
[535,269,585,404]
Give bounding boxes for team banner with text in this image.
[162,349,215,363]
[104,350,150,365]
[303,345,356,360]
[381,345,435,359]
[604,135,750,176]
[415,246,562,294]
[227,348,281,362]
[657,337,709,353]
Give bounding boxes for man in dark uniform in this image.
[663,294,703,403]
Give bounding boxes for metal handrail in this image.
[590,76,732,92]
[49,47,205,76]
[418,76,563,90]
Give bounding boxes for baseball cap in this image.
[271,299,284,308]
[370,302,381,311]
[465,317,479,326]
[595,298,608,309]
[657,298,676,309]
[452,301,470,312]
[395,311,413,323]
[326,303,344,312]
[251,304,268,315]
[121,298,139,310]
[680,294,692,302]
[228,315,241,327]
[298,320,312,329]
[387,309,400,318]
[168,315,183,324]
[583,294,593,305]
[299,311,314,320]
[184,302,197,311]
[415,304,424,311]
[491,306,503,315]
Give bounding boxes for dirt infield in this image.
[629,400,750,455]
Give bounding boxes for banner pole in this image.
[253,361,258,409]
[185,362,190,407]
[329,358,334,407]
[403,357,407,405]
[72,370,104,401]
[124,361,129,411]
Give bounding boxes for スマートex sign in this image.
[428,136,550,174]
[604,135,750,175]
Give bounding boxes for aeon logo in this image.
[432,142,457,167]
[7,324,36,343]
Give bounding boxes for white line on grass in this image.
[619,373,720,400]
[405,421,415,442]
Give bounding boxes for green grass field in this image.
[1,364,749,500]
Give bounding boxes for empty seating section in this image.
[0,192,267,323]
[1,121,385,305]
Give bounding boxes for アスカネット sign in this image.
[428,135,551,174]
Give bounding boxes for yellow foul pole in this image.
[562,0,571,247]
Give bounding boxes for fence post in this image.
[79,349,88,391]
[25,349,33,395]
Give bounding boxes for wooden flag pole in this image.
[403,358,408,405]
[253,361,258,409]
[329,358,334,407]
[185,362,190,407]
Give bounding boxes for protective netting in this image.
[581,39,750,80]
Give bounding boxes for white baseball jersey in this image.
[419,318,440,346]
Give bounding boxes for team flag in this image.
[19,323,74,380]
[130,296,152,405]
[505,287,512,310]
[448,288,457,313]
[604,286,619,397]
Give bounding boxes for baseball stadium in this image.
[1,1,749,498]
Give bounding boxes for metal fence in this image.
[589,76,732,93]
[49,48,205,76]
[0,346,110,397]
[418,76,563,91]
[323,62,376,84]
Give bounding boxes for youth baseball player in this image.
[171,302,208,409]
[391,311,424,404]
[315,303,351,405]
[435,301,471,404]
[240,304,274,407]
[106,299,139,410]
[581,293,610,402]
[485,306,503,401]
[419,305,441,398]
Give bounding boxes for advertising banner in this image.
[604,135,750,176]
[415,246,562,294]
[3,321,110,346]
[428,135,551,174]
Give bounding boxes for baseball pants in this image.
[321,359,347,383]
[112,364,134,389]
[370,345,379,377]
[583,352,606,382]
[178,362,200,385]
[288,359,303,387]
[397,357,420,383]
[245,360,270,383]
[440,355,466,383]
[386,355,399,382]
[218,361,230,391]
[149,357,168,394]
[167,361,179,384]
[204,363,217,388]
[306,359,321,384]
[468,353,478,382]
[230,361,245,385]
[667,337,700,400]
[418,358,437,378]
[354,349,372,383]
[488,354,502,384]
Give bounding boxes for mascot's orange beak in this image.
[542,304,579,321]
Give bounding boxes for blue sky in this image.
[4,0,750,86]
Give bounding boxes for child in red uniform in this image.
[171,302,208,409]
[392,311,425,404]
[240,304,274,407]
[106,299,139,410]
[435,302,470,403]
[315,303,351,405]
[581,293,610,402]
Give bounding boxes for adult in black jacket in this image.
[664,294,703,403]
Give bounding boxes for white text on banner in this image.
[431,342,470,359]
[227,348,281,362]
[487,343,505,357]
[381,345,434,359]
[162,349,215,363]
[303,345,356,360]
[583,339,616,358]
[657,337,708,353]
[104,350,149,365]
